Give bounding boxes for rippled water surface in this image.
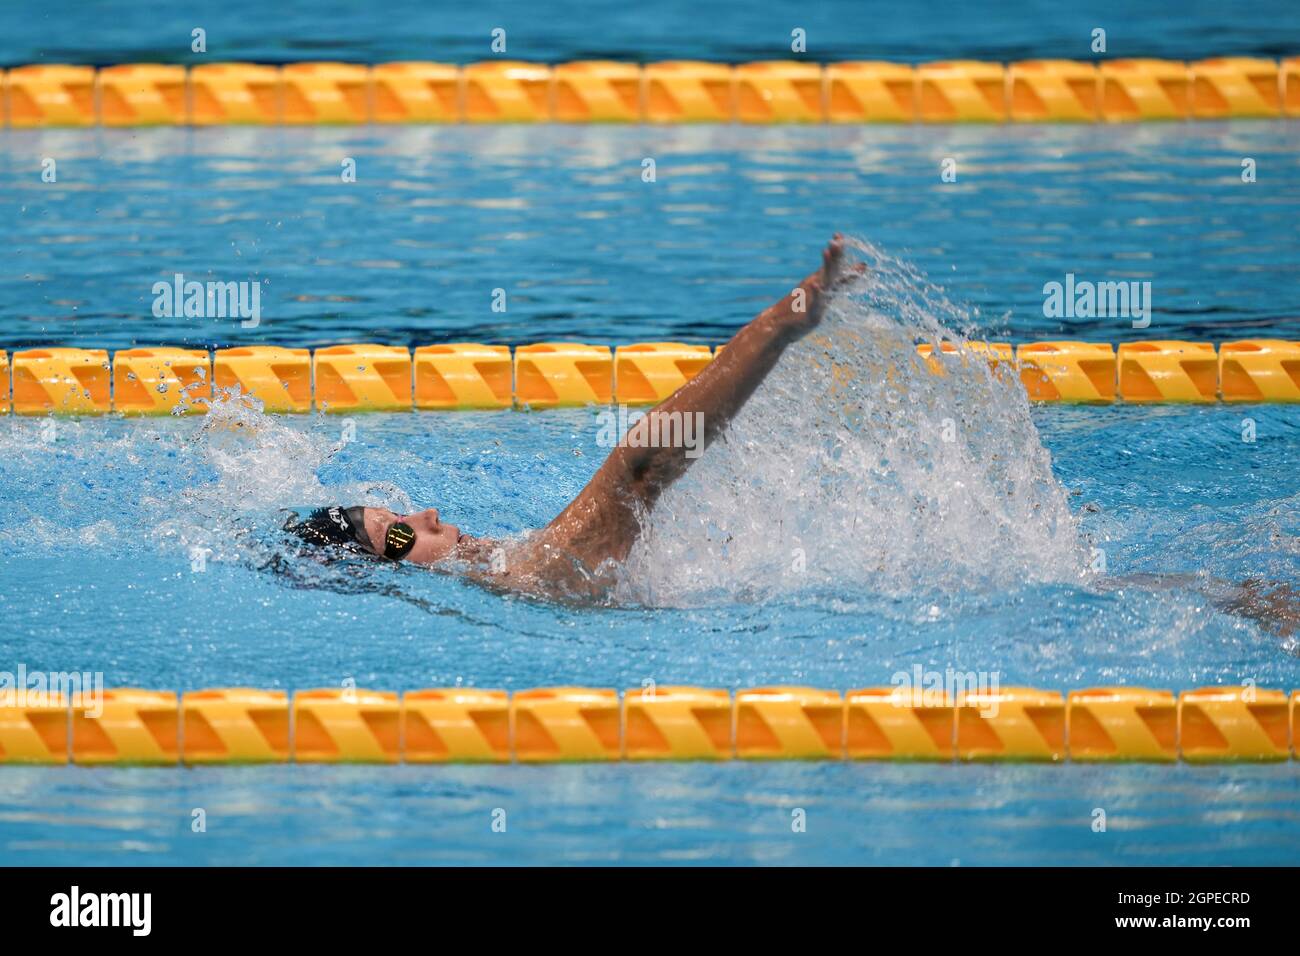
[2,38,1299,864]
[2,0,1299,64]
[2,123,1298,350]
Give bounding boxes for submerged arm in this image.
[1102,573,1300,638]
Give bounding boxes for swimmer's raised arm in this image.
[291,238,850,595]
[615,235,848,505]
[529,236,848,572]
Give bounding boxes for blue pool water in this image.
[1,386,1299,868]
[2,1,1300,866]
[2,0,1300,65]
[3,123,1300,350]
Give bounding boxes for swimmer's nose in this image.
[404,508,439,529]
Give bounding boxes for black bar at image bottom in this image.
[0,867,1284,940]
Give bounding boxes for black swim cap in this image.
[285,506,373,553]
[284,506,417,561]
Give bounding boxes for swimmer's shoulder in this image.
[460,530,615,601]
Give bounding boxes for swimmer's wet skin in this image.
[287,235,852,597]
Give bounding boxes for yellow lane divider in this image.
[3,57,1299,126]
[0,685,1294,764]
[1,340,1297,414]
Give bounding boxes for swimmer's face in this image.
[362,507,461,564]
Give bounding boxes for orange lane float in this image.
[461,61,552,122]
[402,689,511,763]
[623,686,733,760]
[845,687,955,760]
[291,689,401,764]
[189,62,281,125]
[1218,340,1300,402]
[614,342,713,405]
[0,685,1296,764]
[280,62,370,124]
[642,61,734,122]
[1008,60,1099,122]
[11,348,111,415]
[552,61,641,122]
[734,687,843,759]
[0,692,68,765]
[371,61,460,123]
[917,60,1008,122]
[734,61,824,123]
[1190,57,1281,119]
[313,344,412,412]
[1066,687,1178,762]
[514,343,613,408]
[414,344,514,410]
[212,346,313,413]
[112,347,211,415]
[71,690,179,766]
[98,63,187,126]
[1100,59,1190,121]
[825,62,916,123]
[181,689,291,764]
[956,687,1065,761]
[1016,342,1116,403]
[4,64,96,126]
[1178,687,1290,762]
[511,687,621,762]
[1117,341,1218,403]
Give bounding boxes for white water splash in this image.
[148,388,420,563]
[0,240,1089,608]
[0,386,414,563]
[618,238,1089,606]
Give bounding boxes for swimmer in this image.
[289,235,853,598]
[286,236,1300,635]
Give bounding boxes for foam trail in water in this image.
[0,383,419,564]
[617,237,1089,606]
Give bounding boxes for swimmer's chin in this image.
[399,533,495,568]
[416,532,517,576]
[451,534,498,566]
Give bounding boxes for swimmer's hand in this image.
[779,234,853,339]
